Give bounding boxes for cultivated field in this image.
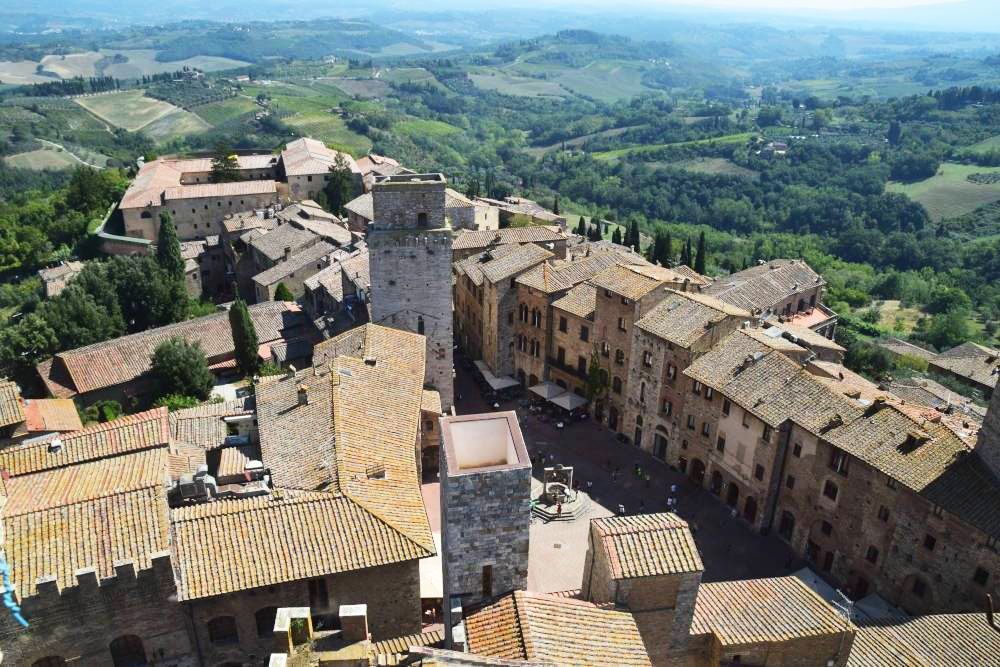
[282,113,372,155]
[142,108,211,141]
[675,157,758,179]
[327,78,389,99]
[39,52,105,78]
[194,97,259,125]
[468,69,566,98]
[75,90,178,131]
[101,50,249,78]
[0,61,52,85]
[4,147,79,170]
[886,162,1000,221]
[593,133,753,161]
[394,119,461,138]
[552,61,654,102]
[380,67,448,92]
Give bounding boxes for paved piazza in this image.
[450,363,804,594]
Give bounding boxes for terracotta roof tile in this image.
[691,576,850,645]
[252,241,335,287]
[452,226,565,251]
[552,283,597,320]
[929,341,1000,389]
[169,398,254,449]
[589,264,670,301]
[0,407,169,477]
[465,591,652,666]
[704,259,824,313]
[163,180,276,201]
[636,291,750,348]
[592,513,703,579]
[21,398,83,433]
[281,137,360,177]
[170,489,430,600]
[516,252,624,294]
[848,613,1000,667]
[37,302,303,397]
[0,378,25,428]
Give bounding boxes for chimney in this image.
[988,594,997,630]
[297,384,309,406]
[339,604,369,642]
[284,245,292,261]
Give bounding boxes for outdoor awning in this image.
[529,382,565,400]
[474,360,520,391]
[550,392,588,411]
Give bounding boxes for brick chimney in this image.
[297,384,309,406]
[978,384,1000,481]
[339,604,369,642]
[284,245,292,261]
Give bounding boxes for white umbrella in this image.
[529,382,565,400]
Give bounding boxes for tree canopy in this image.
[150,337,214,401]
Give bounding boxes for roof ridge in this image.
[6,479,162,517]
[512,590,534,661]
[342,492,436,557]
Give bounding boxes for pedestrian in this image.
[730,507,738,520]
[618,503,626,515]
[634,463,640,478]
[586,480,593,491]
[670,483,677,494]
[644,472,651,488]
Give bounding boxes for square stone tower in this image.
[979,380,1000,480]
[369,173,454,409]
[439,412,531,645]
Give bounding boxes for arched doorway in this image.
[690,458,706,485]
[653,427,668,460]
[726,482,740,508]
[778,511,795,541]
[529,374,538,386]
[744,496,757,524]
[109,635,147,667]
[709,470,723,495]
[608,407,619,431]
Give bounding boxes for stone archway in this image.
[690,458,706,485]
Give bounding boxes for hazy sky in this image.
[623,0,959,9]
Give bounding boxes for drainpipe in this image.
[185,602,205,667]
[762,421,793,535]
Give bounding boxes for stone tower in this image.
[439,412,531,646]
[369,173,454,409]
[979,380,1000,480]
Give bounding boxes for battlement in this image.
[373,173,446,187]
[29,551,174,600]
[369,228,454,247]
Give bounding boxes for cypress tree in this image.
[679,237,691,266]
[662,231,673,267]
[575,217,586,236]
[628,220,640,250]
[553,195,560,215]
[274,283,294,302]
[611,227,622,245]
[695,231,707,275]
[229,298,260,378]
[156,212,185,281]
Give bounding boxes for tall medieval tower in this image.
[979,378,1000,480]
[369,173,454,409]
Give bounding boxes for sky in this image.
[647,0,958,7]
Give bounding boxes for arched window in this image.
[417,212,428,227]
[140,211,152,219]
[207,616,239,646]
[417,315,425,335]
[255,606,279,638]
[32,658,66,667]
[639,382,646,403]
[614,349,625,365]
[109,635,147,667]
[612,377,622,394]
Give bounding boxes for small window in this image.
[207,616,239,646]
[973,567,989,587]
[621,296,631,305]
[716,436,726,453]
[792,443,802,457]
[601,342,610,357]
[931,505,944,518]
[754,464,765,481]
[829,449,849,476]
[762,424,772,442]
[643,351,653,367]
[823,480,839,501]
[722,399,731,416]
[866,546,879,564]
[923,535,936,551]
[705,387,714,400]
[255,607,279,638]
[666,364,676,380]
[559,316,568,333]
[786,474,795,489]
[692,381,702,396]
[686,415,695,430]
[612,377,622,394]
[662,400,672,416]
[886,476,898,490]
[604,289,613,298]
[617,317,627,332]
[482,564,493,598]
[580,325,589,342]
[878,506,890,522]
[615,349,625,365]
[701,422,710,437]
[821,520,833,536]
[742,410,750,428]
[308,175,313,182]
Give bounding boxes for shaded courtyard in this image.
[450,361,806,594]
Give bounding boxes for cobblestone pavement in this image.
[453,361,806,593]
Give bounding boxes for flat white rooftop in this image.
[441,411,529,474]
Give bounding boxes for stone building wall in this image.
[0,553,194,667]
[454,272,484,362]
[512,286,552,386]
[125,190,279,241]
[369,176,454,408]
[708,632,853,667]
[188,560,421,665]
[773,422,1000,614]
[979,387,1000,479]
[440,418,531,617]
[549,307,593,395]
